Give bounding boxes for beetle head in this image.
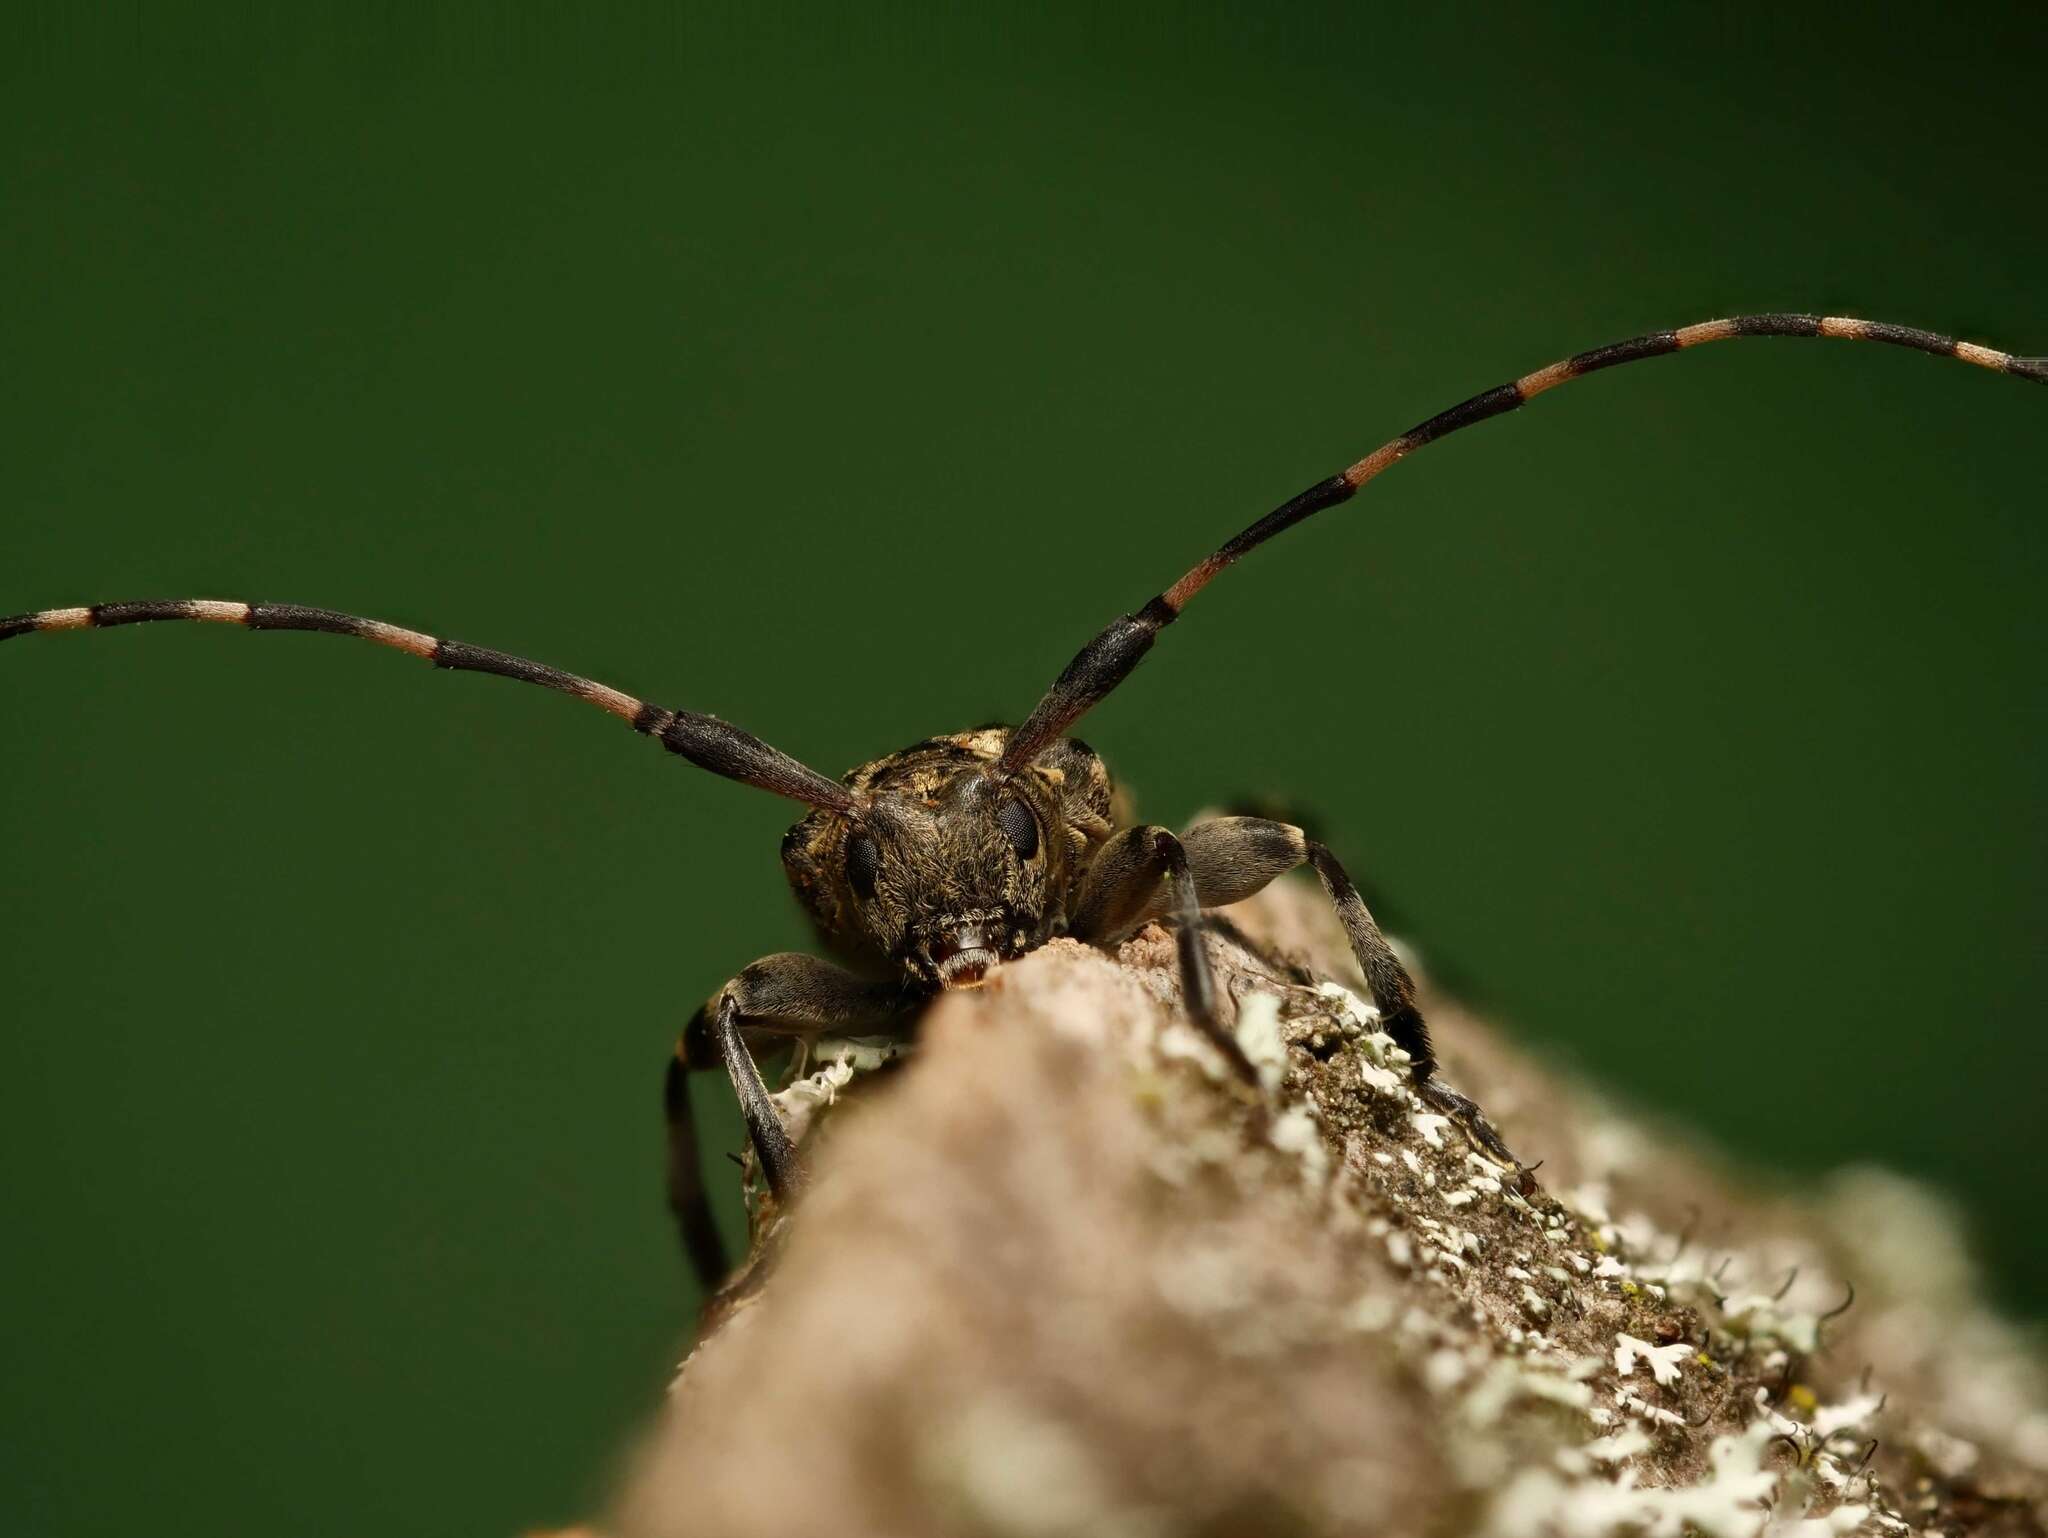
[781,746,1069,989]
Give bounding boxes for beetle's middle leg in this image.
[1074,816,1517,1162]
[1068,825,1259,1083]
[668,953,907,1290]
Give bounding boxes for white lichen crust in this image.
[616,881,2048,1538]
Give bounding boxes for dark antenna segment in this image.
[999,312,2044,773]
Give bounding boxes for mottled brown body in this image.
[780,728,1120,989]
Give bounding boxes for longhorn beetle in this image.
[6,313,2041,1289]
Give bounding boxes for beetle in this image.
[6,312,2039,1288]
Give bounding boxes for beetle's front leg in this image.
[668,954,907,1288]
[1178,817,1518,1163]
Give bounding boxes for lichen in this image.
[625,881,2048,1538]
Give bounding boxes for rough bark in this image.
[608,882,2048,1538]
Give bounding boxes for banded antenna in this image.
[0,600,856,813]
[999,313,2046,774]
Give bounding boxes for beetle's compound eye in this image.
[996,796,1040,860]
[845,831,881,898]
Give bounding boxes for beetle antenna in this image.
[0,600,857,812]
[999,313,2044,770]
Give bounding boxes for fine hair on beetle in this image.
[6,312,2041,1292]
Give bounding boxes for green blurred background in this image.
[3,7,2042,1533]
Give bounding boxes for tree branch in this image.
[607,882,2048,1537]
